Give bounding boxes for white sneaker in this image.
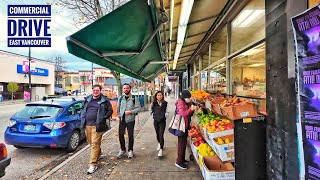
[128,150,133,158]
[158,149,163,157]
[157,143,161,151]
[87,165,98,174]
[116,150,126,159]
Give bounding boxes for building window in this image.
[73,77,80,83]
[65,77,71,86]
[231,0,265,53]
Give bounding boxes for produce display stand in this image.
[188,91,266,180]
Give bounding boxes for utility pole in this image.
[91,62,94,87]
[28,47,32,101]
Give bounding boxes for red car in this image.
[0,143,11,178]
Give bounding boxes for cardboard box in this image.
[207,129,234,139]
[210,135,235,162]
[220,103,258,120]
[201,156,235,180]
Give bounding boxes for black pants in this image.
[119,119,135,151]
[153,120,166,149]
[176,131,188,164]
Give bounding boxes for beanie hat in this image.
[181,90,191,99]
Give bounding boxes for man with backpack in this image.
[116,83,141,158]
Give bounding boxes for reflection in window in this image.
[209,61,227,93]
[201,71,208,90]
[231,0,265,53]
[203,27,227,65]
[231,43,266,98]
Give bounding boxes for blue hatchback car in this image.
[5,98,85,152]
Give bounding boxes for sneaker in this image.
[157,143,161,151]
[87,165,98,174]
[128,150,133,158]
[158,149,163,157]
[175,162,187,170]
[183,160,189,165]
[116,150,126,159]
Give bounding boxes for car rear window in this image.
[14,105,63,119]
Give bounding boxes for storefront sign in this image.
[292,5,320,179]
[17,64,48,76]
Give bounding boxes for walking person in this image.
[117,83,141,159]
[174,90,198,169]
[150,91,168,158]
[80,84,113,174]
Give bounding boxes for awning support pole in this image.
[140,23,162,53]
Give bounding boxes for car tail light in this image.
[43,122,66,129]
[0,143,8,160]
[8,120,16,127]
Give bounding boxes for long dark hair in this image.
[153,91,164,103]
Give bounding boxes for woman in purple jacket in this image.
[174,90,198,169]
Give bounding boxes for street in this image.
[0,102,88,180]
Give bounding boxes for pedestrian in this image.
[80,84,113,174]
[150,91,168,158]
[75,89,79,97]
[116,83,141,159]
[174,90,198,170]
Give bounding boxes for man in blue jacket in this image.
[80,84,113,174]
[117,83,141,159]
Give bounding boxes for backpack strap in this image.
[120,95,135,105]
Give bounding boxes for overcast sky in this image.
[0,0,103,71]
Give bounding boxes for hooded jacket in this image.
[175,98,193,130]
[80,95,113,132]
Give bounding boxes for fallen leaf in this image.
[124,160,130,163]
[108,169,112,172]
[139,172,144,176]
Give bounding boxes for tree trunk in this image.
[111,70,122,96]
[11,92,13,101]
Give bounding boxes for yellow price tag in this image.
[243,118,252,123]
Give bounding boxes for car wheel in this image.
[66,130,80,152]
[13,145,27,149]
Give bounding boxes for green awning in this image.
[66,0,167,82]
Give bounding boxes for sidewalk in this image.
[0,99,27,106]
[42,97,202,180]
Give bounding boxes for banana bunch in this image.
[197,143,215,156]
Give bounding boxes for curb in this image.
[38,125,118,180]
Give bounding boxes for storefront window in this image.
[201,71,208,90]
[209,61,227,93]
[208,27,227,63]
[73,77,80,83]
[231,42,266,98]
[65,77,71,86]
[231,0,265,53]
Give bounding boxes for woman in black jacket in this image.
[150,91,168,158]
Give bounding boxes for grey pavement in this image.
[43,97,202,180]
